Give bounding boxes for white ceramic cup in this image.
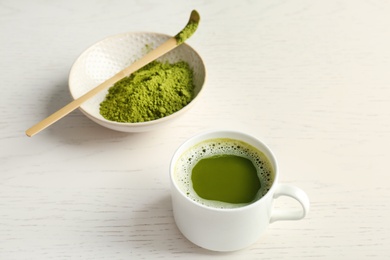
[169,130,310,252]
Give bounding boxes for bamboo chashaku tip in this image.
[175,10,200,45]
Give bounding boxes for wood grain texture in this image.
[1,0,390,259]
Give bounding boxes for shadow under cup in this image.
[169,130,310,252]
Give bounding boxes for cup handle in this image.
[270,184,310,223]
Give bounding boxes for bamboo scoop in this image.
[26,10,200,137]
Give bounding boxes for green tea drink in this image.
[192,155,260,204]
[174,138,275,209]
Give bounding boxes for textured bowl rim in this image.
[68,31,206,129]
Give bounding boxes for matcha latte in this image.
[174,138,275,209]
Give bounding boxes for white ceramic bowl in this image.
[69,32,206,132]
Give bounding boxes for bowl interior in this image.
[69,32,205,129]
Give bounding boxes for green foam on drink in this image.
[174,138,274,209]
[191,155,261,204]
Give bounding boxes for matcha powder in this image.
[175,21,198,44]
[99,60,195,123]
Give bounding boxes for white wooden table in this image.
[1,0,389,259]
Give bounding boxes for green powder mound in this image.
[99,60,195,123]
[175,21,198,44]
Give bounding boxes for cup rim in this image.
[169,129,279,212]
